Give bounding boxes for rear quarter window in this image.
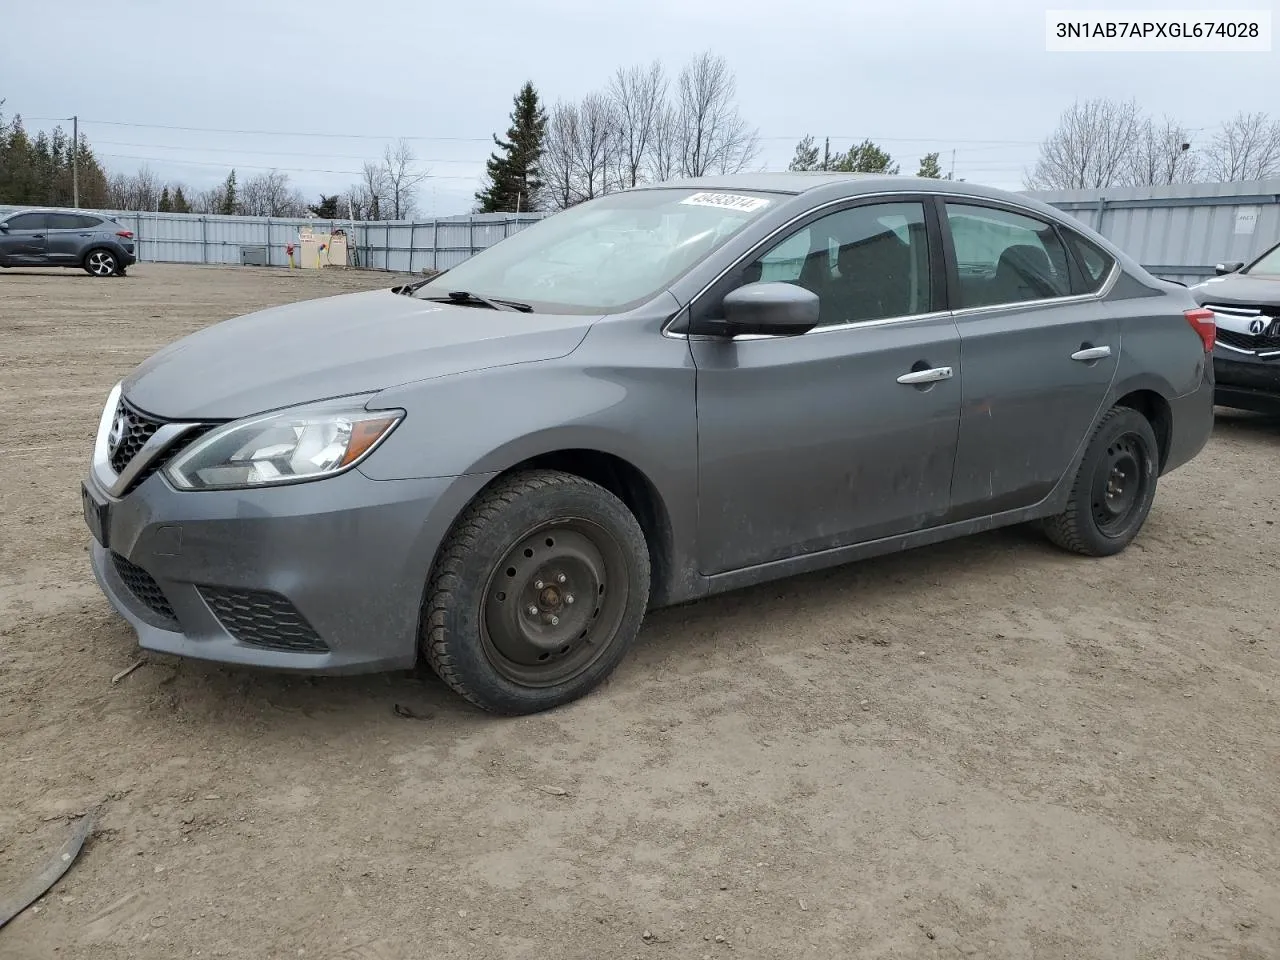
[1061,229,1116,294]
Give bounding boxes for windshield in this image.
[1245,241,1280,276]
[413,188,778,314]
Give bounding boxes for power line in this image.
[93,139,484,165]
[95,152,478,180]
[27,115,1049,147]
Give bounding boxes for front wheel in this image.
[422,469,651,715]
[1041,406,1160,557]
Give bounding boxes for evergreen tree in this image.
[219,169,238,214]
[158,186,173,212]
[829,139,899,174]
[171,185,191,213]
[475,81,548,212]
[310,194,340,218]
[916,152,944,178]
[788,135,822,172]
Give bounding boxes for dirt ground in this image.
[1,263,1278,960]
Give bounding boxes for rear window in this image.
[1061,229,1116,294]
[47,213,104,230]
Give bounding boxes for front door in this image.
[690,198,963,575]
[0,212,49,264]
[941,200,1120,520]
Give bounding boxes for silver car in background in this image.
[81,173,1216,715]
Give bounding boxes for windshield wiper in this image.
[421,290,533,313]
[391,277,433,296]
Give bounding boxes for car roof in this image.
[3,206,108,216]
[629,171,1023,202]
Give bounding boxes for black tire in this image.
[422,469,651,715]
[1042,406,1160,557]
[83,249,119,277]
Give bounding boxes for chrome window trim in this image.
[661,188,1121,342]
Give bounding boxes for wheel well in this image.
[1115,390,1172,470]
[501,450,675,607]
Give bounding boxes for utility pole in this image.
[949,148,956,181]
[822,137,830,172]
[72,115,80,208]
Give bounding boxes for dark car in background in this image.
[1190,240,1280,414]
[0,207,136,276]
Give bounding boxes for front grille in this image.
[109,400,164,474]
[199,587,329,653]
[108,396,218,495]
[1218,328,1280,353]
[111,553,178,623]
[127,424,216,491]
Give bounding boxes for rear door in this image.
[45,212,104,264]
[0,212,50,264]
[939,199,1120,521]
[689,196,963,574]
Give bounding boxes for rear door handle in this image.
[1071,345,1112,362]
[897,366,953,385]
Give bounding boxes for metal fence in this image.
[6,179,1280,283]
[0,206,549,273]
[1026,179,1280,285]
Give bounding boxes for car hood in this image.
[1190,273,1280,309]
[121,289,598,420]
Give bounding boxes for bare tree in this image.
[239,169,307,216]
[1204,111,1280,182]
[351,160,390,220]
[540,100,580,211]
[646,102,681,183]
[607,60,668,189]
[1026,97,1143,190]
[381,138,429,220]
[1125,117,1199,186]
[105,164,162,211]
[673,51,760,178]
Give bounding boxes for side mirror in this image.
[0,223,9,233]
[1215,261,1244,275]
[716,282,820,337]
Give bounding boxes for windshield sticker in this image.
[680,192,770,213]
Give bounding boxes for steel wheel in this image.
[85,250,118,277]
[480,518,629,688]
[1090,433,1145,537]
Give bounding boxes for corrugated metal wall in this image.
[0,206,548,271]
[6,180,1280,283]
[1026,179,1280,285]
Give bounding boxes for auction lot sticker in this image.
[680,192,771,213]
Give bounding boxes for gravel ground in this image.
[1,263,1278,960]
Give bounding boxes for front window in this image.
[411,188,779,314]
[1245,241,1280,277]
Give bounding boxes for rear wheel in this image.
[1042,406,1159,557]
[84,249,119,277]
[422,469,651,715]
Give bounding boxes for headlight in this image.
[164,400,403,491]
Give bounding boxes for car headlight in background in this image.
[164,400,403,490]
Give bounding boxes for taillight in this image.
[1184,307,1216,352]
[115,230,134,239]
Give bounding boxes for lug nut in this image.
[549,615,560,626]
[527,605,538,616]
[557,573,567,584]
[565,594,575,605]
[534,580,545,590]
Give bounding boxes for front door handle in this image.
[1071,345,1112,362]
[897,366,954,385]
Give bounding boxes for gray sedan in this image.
[81,173,1215,714]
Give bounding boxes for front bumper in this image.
[1213,349,1280,414]
[84,465,491,674]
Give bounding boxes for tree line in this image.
[1026,98,1280,190]
[474,51,762,213]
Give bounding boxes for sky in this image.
[3,0,1277,217]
